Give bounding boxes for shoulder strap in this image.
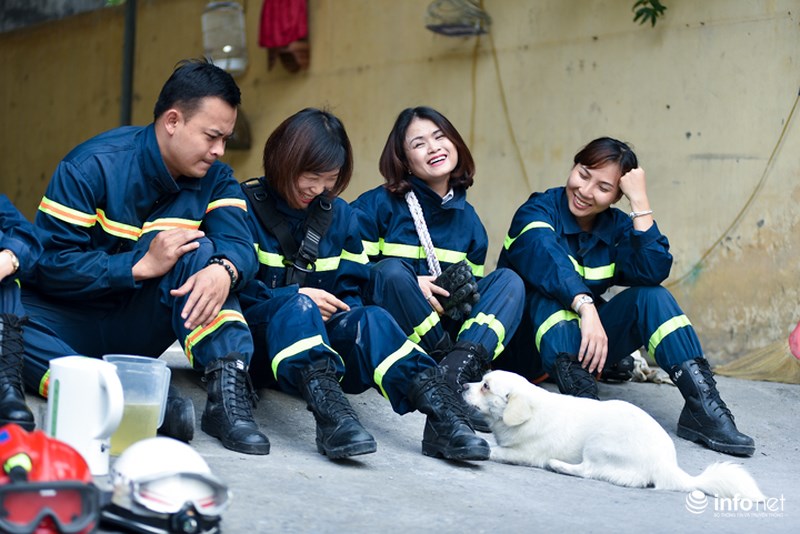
[241,179,335,286]
[241,178,299,262]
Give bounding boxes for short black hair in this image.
[153,58,241,120]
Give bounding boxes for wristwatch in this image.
[573,294,594,314]
[1,249,19,274]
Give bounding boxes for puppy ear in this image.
[502,392,533,427]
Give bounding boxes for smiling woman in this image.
[496,136,756,458]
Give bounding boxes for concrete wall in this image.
[1,0,798,364]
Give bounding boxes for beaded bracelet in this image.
[207,257,238,290]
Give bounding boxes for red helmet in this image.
[0,424,100,534]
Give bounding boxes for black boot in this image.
[552,353,599,399]
[439,341,493,432]
[300,360,377,459]
[158,385,195,443]
[201,353,270,455]
[669,358,755,457]
[600,354,634,382]
[0,314,35,431]
[407,366,490,461]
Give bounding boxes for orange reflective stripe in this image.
[39,370,51,398]
[184,309,247,365]
[96,209,141,241]
[38,197,96,227]
[141,218,202,234]
[207,198,247,213]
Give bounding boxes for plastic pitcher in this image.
[103,354,171,456]
[46,356,125,476]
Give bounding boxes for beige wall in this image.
[1,0,798,364]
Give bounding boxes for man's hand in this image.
[171,264,230,330]
[298,287,350,322]
[133,229,204,281]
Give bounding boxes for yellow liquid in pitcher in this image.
[110,403,161,456]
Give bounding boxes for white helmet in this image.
[102,437,231,534]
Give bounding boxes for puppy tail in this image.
[657,462,765,500]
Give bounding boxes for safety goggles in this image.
[128,472,231,518]
[0,480,99,534]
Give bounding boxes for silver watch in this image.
[573,294,594,313]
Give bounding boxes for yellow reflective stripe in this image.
[382,242,423,259]
[271,335,335,378]
[184,309,247,366]
[314,256,341,272]
[504,221,554,250]
[568,255,615,281]
[362,239,381,256]
[408,310,440,344]
[535,309,578,351]
[458,312,506,359]
[255,244,285,267]
[39,369,51,398]
[648,315,692,356]
[96,209,141,241]
[207,198,247,213]
[373,339,422,399]
[141,217,202,234]
[341,249,368,265]
[38,197,97,228]
[378,241,481,275]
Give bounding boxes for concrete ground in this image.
[28,348,799,534]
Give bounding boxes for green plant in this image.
[632,0,667,27]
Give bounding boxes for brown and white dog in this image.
[463,370,764,499]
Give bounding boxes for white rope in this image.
[404,191,441,277]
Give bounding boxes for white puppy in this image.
[463,370,764,500]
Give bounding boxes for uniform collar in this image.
[261,176,307,222]
[410,176,466,209]
[141,124,201,194]
[557,187,616,244]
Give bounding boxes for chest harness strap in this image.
[241,178,334,286]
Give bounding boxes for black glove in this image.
[434,260,480,321]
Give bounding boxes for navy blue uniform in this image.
[497,186,701,377]
[1,195,75,395]
[20,125,256,395]
[240,178,438,414]
[352,177,524,359]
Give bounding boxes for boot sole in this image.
[201,416,270,455]
[317,439,378,460]
[421,441,490,461]
[677,425,755,457]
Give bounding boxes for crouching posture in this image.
[239,108,489,460]
[497,137,754,456]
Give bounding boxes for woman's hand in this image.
[417,275,449,315]
[299,287,350,321]
[618,167,648,207]
[576,304,608,375]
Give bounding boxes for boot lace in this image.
[220,361,259,423]
[304,366,357,420]
[694,359,734,420]
[555,355,597,398]
[427,369,471,425]
[0,315,25,392]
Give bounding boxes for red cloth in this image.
[259,0,308,48]
[789,320,800,360]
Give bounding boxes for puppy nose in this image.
[461,383,470,391]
